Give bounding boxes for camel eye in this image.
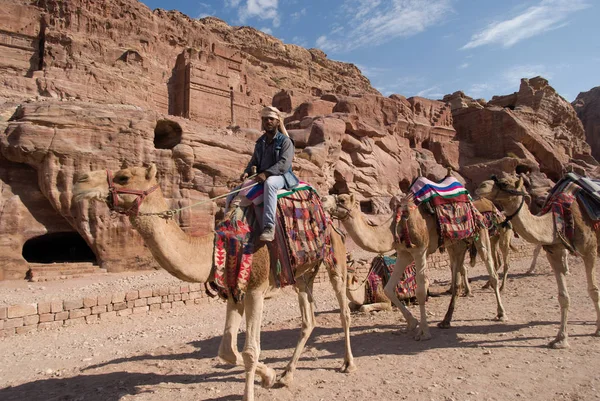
[116,176,129,185]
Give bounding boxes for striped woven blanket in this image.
[365,255,417,304]
[410,176,471,206]
[238,180,312,206]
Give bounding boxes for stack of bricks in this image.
[0,283,212,337]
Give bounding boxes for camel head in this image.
[322,193,359,221]
[476,174,526,208]
[73,164,160,214]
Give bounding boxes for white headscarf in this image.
[260,106,289,137]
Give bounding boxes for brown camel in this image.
[476,174,600,348]
[73,165,355,401]
[322,192,506,340]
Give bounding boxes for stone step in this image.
[27,263,107,282]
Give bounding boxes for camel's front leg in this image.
[458,262,472,297]
[412,251,432,340]
[218,297,244,366]
[526,244,543,275]
[582,250,600,337]
[439,243,467,329]
[383,251,419,333]
[326,263,357,374]
[498,229,511,292]
[242,288,276,401]
[277,273,318,387]
[547,247,571,349]
[478,231,506,321]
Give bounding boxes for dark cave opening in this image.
[22,232,97,264]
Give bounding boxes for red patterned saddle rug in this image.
[540,192,576,253]
[365,255,417,304]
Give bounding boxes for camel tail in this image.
[469,243,478,267]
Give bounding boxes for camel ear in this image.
[145,163,158,180]
[349,193,356,205]
[516,176,524,190]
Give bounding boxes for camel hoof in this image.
[549,338,570,349]
[438,320,451,329]
[494,314,507,322]
[261,367,277,389]
[218,351,243,366]
[276,370,294,387]
[414,330,432,341]
[340,360,357,373]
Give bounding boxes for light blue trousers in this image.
[262,175,286,229]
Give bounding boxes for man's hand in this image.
[255,172,268,183]
[240,172,249,181]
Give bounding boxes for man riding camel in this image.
[240,106,299,242]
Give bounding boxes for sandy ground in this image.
[1,255,600,401]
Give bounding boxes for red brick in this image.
[0,306,7,319]
[54,311,69,321]
[4,317,24,329]
[189,292,199,300]
[64,317,86,326]
[85,315,99,324]
[172,301,184,308]
[112,292,125,303]
[97,295,111,306]
[132,306,148,314]
[173,294,182,302]
[8,304,37,318]
[149,304,161,312]
[134,298,147,307]
[180,285,189,293]
[139,288,152,298]
[99,311,117,320]
[161,302,172,310]
[117,309,132,317]
[70,308,91,319]
[24,315,40,326]
[113,302,127,311]
[83,297,97,308]
[16,325,36,334]
[126,290,139,301]
[63,299,83,311]
[169,286,180,295]
[38,302,51,315]
[167,295,174,302]
[153,287,168,297]
[147,296,161,305]
[38,321,62,330]
[51,300,63,313]
[39,313,55,323]
[91,305,107,315]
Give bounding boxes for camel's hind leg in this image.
[439,242,467,329]
[526,244,543,275]
[218,297,244,365]
[498,229,511,292]
[326,261,356,373]
[582,250,600,337]
[547,246,571,349]
[277,272,318,387]
[383,251,419,333]
[242,288,277,401]
[412,251,432,341]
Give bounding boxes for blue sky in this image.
[140,0,599,101]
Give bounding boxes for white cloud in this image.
[226,0,280,27]
[314,0,452,53]
[290,36,308,47]
[416,85,443,99]
[462,0,590,49]
[354,64,390,79]
[260,26,273,34]
[502,64,552,84]
[458,62,469,69]
[291,8,307,19]
[467,83,495,98]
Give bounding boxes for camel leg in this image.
[439,243,467,329]
[326,262,357,374]
[482,235,502,290]
[277,274,318,386]
[498,230,511,292]
[547,247,571,349]
[218,297,244,365]
[384,251,419,333]
[359,302,393,313]
[478,231,506,321]
[412,251,432,340]
[242,288,277,401]
[459,262,472,297]
[582,251,600,337]
[526,244,543,275]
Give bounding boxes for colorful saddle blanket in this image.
[365,255,417,304]
[238,180,312,206]
[213,185,334,302]
[410,176,471,206]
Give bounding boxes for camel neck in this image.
[502,196,556,245]
[341,208,396,253]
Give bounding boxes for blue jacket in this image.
[244,131,299,190]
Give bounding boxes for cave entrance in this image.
[154,119,182,149]
[22,232,97,264]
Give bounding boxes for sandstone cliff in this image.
[573,86,600,161]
